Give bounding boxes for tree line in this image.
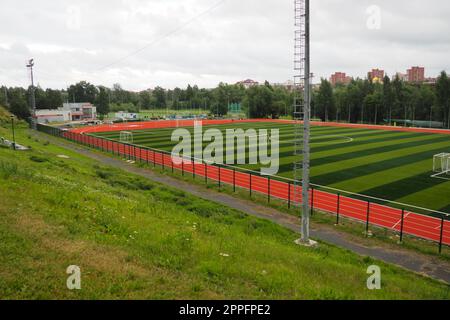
[1,71,449,128]
[0,81,294,120]
[314,71,450,128]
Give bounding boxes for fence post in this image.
[288,182,291,209]
[162,153,165,170]
[366,202,371,236]
[182,160,184,177]
[249,174,252,198]
[171,158,174,173]
[193,160,196,179]
[439,215,445,254]
[399,209,405,243]
[205,163,208,184]
[267,177,271,203]
[218,166,221,189]
[336,193,340,225]
[310,187,315,216]
[233,168,236,193]
[153,150,156,168]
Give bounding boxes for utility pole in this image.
[26,59,37,130]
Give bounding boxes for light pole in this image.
[26,58,36,130]
[10,115,16,150]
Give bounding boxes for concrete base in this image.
[295,238,318,248]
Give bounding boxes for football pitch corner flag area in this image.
[38,119,450,252]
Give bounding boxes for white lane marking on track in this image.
[392,212,411,229]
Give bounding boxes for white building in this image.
[36,103,97,124]
[62,103,97,121]
[36,109,71,124]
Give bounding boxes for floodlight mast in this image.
[26,58,37,130]
[293,0,311,243]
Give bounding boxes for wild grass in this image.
[0,126,449,300]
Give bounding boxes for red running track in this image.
[71,118,450,136]
[63,128,450,247]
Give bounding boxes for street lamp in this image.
[10,115,16,150]
[26,58,36,130]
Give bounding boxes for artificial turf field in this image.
[92,122,450,213]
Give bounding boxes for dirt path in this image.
[39,133,450,284]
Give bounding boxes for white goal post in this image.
[119,131,134,143]
[433,153,450,174]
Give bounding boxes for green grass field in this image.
[92,122,450,213]
[1,125,450,299]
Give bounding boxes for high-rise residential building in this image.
[407,66,425,83]
[330,72,352,86]
[368,69,385,83]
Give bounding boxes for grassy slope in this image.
[93,122,450,212]
[0,126,449,300]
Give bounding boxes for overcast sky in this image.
[0,0,449,91]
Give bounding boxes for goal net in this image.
[120,131,133,143]
[433,153,450,174]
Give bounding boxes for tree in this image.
[96,86,110,116]
[363,90,383,124]
[315,79,335,121]
[334,86,349,122]
[0,86,9,108]
[417,85,436,124]
[152,87,166,109]
[45,89,63,108]
[139,90,153,109]
[9,88,30,120]
[34,86,47,109]
[112,83,125,104]
[68,81,98,103]
[392,76,405,121]
[244,84,274,118]
[383,76,394,124]
[436,71,450,128]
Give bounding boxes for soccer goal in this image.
[433,153,450,175]
[119,131,134,143]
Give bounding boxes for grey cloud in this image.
[0,0,449,90]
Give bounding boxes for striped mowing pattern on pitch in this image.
[92,122,450,212]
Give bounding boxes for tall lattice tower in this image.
[293,0,311,242]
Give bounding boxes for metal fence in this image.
[38,124,450,253]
